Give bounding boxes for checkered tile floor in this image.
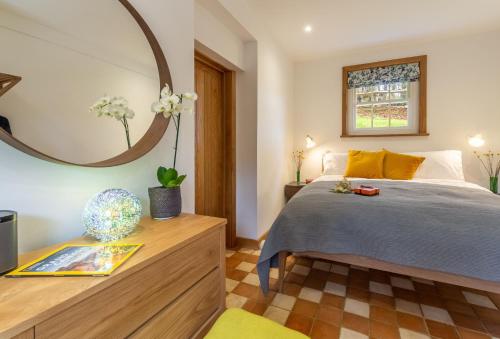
[225,247,500,339]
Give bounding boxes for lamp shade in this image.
[468,134,485,148]
[306,135,316,148]
[83,189,142,242]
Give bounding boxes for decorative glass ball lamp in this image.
[83,189,142,242]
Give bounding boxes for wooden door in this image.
[195,53,236,248]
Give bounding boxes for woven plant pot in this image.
[148,186,181,220]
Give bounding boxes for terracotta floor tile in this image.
[370,293,395,310]
[474,305,500,322]
[343,312,370,335]
[396,312,427,334]
[230,252,248,262]
[309,268,330,281]
[317,305,342,326]
[232,282,260,299]
[371,305,397,325]
[226,256,243,270]
[370,270,391,284]
[224,247,500,339]
[254,289,276,304]
[370,320,401,339]
[392,287,419,303]
[449,311,484,332]
[226,269,248,281]
[436,284,467,303]
[295,257,313,267]
[350,269,370,281]
[444,299,476,316]
[286,272,307,284]
[328,273,348,285]
[347,287,370,303]
[282,282,302,297]
[310,320,340,339]
[286,312,313,335]
[482,319,500,337]
[414,282,438,296]
[488,293,500,309]
[244,254,259,264]
[293,299,319,318]
[418,293,445,308]
[457,327,491,339]
[321,292,345,309]
[242,300,268,315]
[425,319,459,339]
[304,275,328,290]
[349,277,369,290]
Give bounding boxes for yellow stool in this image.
[205,308,310,339]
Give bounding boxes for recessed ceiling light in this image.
[304,25,312,33]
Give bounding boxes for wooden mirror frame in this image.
[0,0,172,167]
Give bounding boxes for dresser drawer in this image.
[36,230,221,339]
[130,268,222,339]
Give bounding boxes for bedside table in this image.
[285,182,306,202]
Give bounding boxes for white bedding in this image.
[313,174,490,192]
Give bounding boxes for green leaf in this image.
[175,174,186,186]
[157,166,167,183]
[166,174,187,188]
[157,167,178,187]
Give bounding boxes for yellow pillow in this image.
[344,150,385,179]
[383,149,425,180]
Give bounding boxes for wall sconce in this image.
[305,135,316,149]
[468,134,485,148]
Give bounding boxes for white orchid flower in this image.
[160,84,172,98]
[111,96,128,107]
[182,92,198,101]
[125,108,135,119]
[151,101,164,113]
[162,110,173,119]
[167,94,180,105]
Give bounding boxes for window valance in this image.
[347,62,420,89]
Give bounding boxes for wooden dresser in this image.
[0,214,226,339]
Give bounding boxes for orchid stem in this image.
[173,114,181,169]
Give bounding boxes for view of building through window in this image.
[355,82,409,129]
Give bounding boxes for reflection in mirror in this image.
[0,0,159,163]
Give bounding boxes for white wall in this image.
[199,0,295,239]
[294,30,500,187]
[0,0,195,253]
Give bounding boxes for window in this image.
[342,56,427,137]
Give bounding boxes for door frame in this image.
[194,51,237,248]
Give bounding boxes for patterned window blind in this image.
[347,63,420,89]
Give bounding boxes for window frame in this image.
[341,55,428,138]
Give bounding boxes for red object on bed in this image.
[352,185,380,196]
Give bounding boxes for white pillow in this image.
[323,152,348,175]
[322,150,465,181]
[407,150,465,181]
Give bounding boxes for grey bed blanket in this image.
[257,180,500,293]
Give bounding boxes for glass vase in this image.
[296,170,301,184]
[490,176,498,194]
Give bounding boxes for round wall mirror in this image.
[0,0,171,166]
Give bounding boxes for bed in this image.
[257,150,500,294]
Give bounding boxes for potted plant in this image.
[148,84,197,219]
[473,150,500,194]
[292,150,305,184]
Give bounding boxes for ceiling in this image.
[247,0,500,61]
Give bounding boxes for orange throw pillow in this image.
[344,150,385,179]
[383,149,425,180]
